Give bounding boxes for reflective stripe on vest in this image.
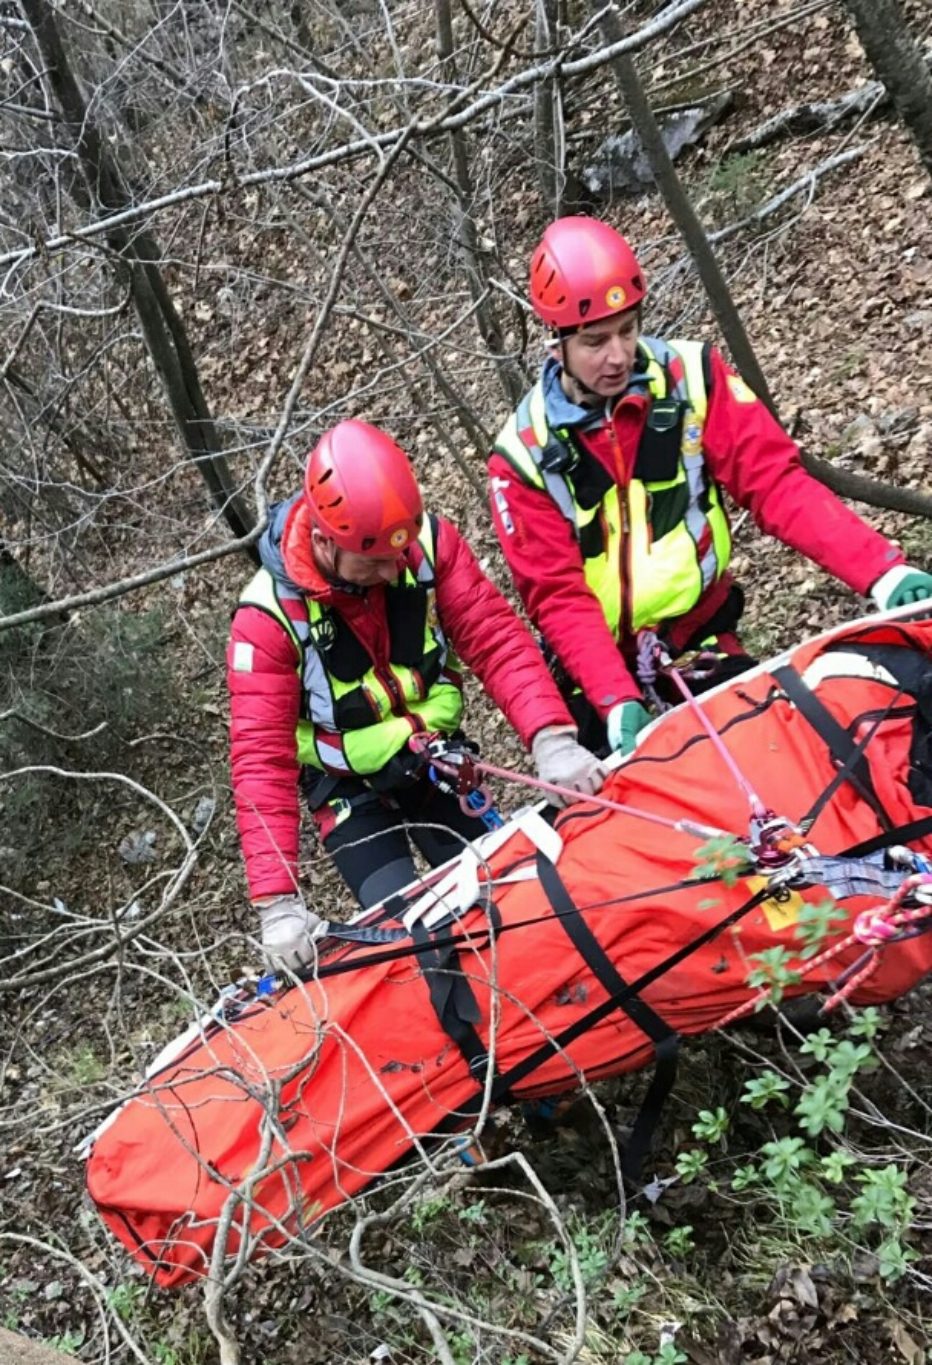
[492,336,732,634]
[237,518,465,775]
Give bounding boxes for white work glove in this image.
[255,893,328,972]
[531,725,606,808]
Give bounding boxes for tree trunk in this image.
[590,0,932,522]
[590,0,777,414]
[843,0,932,179]
[434,0,527,407]
[20,0,258,555]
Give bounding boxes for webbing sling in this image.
[771,664,891,828]
[797,694,906,833]
[410,918,500,1088]
[536,850,679,1181]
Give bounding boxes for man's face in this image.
[312,530,402,588]
[560,308,640,398]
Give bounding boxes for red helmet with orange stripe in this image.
[529,216,646,332]
[304,420,423,557]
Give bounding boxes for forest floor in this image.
[3,0,932,1362]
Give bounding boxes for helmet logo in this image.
[605,284,627,310]
[390,527,410,549]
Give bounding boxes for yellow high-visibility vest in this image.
[236,517,464,775]
[492,336,732,633]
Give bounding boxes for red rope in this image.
[716,874,932,1028]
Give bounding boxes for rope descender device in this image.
[408,732,496,817]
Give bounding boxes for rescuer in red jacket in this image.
[488,216,932,757]
[228,419,605,969]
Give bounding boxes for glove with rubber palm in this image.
[606,700,652,756]
[531,726,605,807]
[871,565,932,610]
[256,893,328,972]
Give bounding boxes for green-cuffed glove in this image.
[606,700,652,756]
[870,565,932,610]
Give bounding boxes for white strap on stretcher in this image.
[400,807,563,933]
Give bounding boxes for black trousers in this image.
[302,771,488,909]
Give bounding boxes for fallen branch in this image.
[800,451,932,519]
[727,79,891,155]
[705,145,867,246]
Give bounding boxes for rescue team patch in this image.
[232,642,254,672]
[683,421,703,457]
[491,476,515,536]
[605,284,627,310]
[727,374,757,403]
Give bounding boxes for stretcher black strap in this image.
[798,695,904,834]
[535,850,680,1181]
[434,884,772,1146]
[842,814,932,860]
[410,919,500,1089]
[771,664,891,828]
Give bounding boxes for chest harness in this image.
[493,336,732,634]
[237,516,464,776]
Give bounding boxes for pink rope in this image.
[661,659,769,820]
[470,756,731,842]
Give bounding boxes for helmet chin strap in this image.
[551,304,644,406]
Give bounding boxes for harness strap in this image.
[535,851,679,1181]
[771,664,891,828]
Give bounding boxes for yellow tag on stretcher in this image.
[744,876,806,932]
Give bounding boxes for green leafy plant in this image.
[675,1149,709,1184]
[691,835,751,887]
[457,1198,488,1225]
[612,1281,647,1317]
[848,1007,885,1041]
[58,1042,106,1088]
[746,946,802,1007]
[741,1070,791,1110]
[550,1217,610,1290]
[850,1165,914,1232]
[47,1332,85,1354]
[663,1224,695,1258]
[794,897,847,958]
[620,1210,653,1247]
[691,1106,729,1142]
[410,1193,451,1232]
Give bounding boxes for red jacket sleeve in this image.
[227,605,302,901]
[702,348,904,595]
[432,515,575,746]
[487,453,641,717]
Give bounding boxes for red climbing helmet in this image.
[529,216,646,331]
[304,420,423,556]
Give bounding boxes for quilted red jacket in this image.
[228,499,572,899]
[488,345,904,718]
